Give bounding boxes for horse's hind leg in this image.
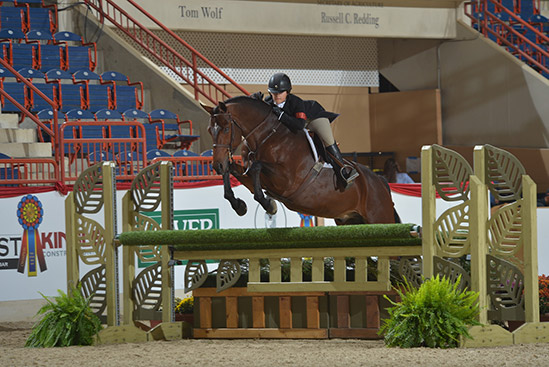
[222,171,247,216]
[249,161,277,215]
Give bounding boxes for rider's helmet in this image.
[268,73,292,94]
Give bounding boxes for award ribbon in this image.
[17,195,46,276]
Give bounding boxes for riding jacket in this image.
[264,94,339,133]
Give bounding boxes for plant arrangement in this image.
[379,275,481,348]
[175,296,194,314]
[539,274,549,315]
[25,286,102,347]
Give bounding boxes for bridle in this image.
[210,109,281,163]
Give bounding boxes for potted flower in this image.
[539,275,549,321]
[175,296,194,324]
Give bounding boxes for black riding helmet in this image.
[268,73,292,94]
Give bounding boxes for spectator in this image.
[538,190,549,207]
[383,158,414,184]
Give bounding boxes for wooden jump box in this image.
[192,287,397,339]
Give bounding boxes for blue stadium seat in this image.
[25,29,52,41]
[0,28,36,70]
[86,85,111,112]
[37,43,63,72]
[200,149,213,156]
[73,69,111,112]
[100,70,127,82]
[101,71,142,111]
[30,83,56,112]
[0,66,15,79]
[36,107,54,120]
[0,152,19,184]
[95,108,122,120]
[122,107,149,120]
[148,108,198,150]
[11,42,38,70]
[146,148,171,161]
[15,66,42,79]
[1,81,26,112]
[27,7,54,36]
[520,0,535,18]
[58,83,84,112]
[0,7,25,33]
[44,68,71,81]
[173,149,204,176]
[88,149,114,165]
[65,108,95,121]
[13,0,46,4]
[173,149,198,157]
[54,31,95,72]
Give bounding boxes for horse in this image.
[203,96,398,225]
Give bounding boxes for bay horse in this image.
[203,96,398,225]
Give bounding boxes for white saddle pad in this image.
[303,129,332,168]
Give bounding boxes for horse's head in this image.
[203,101,242,174]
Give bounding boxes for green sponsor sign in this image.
[138,209,219,268]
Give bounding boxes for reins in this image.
[211,108,279,158]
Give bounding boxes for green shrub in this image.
[379,275,481,348]
[25,286,102,347]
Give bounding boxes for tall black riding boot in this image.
[325,143,359,189]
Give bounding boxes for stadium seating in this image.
[0,0,199,179]
[0,7,24,32]
[54,31,95,72]
[149,108,198,150]
[146,148,171,161]
[100,70,142,111]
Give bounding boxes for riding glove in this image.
[250,91,264,101]
[272,105,284,118]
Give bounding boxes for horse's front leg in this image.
[222,170,247,216]
[249,161,277,215]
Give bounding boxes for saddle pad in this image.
[303,128,332,169]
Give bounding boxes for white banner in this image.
[124,0,458,39]
[1,185,548,302]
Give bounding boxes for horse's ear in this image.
[201,103,214,114]
[218,102,227,112]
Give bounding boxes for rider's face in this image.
[271,91,288,105]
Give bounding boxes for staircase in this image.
[0,113,51,157]
[464,0,549,77]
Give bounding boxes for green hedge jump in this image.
[118,223,421,251]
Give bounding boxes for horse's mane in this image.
[221,95,271,114]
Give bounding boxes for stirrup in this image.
[340,164,359,184]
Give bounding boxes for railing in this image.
[464,0,549,76]
[0,158,58,186]
[0,57,61,182]
[82,0,249,105]
[58,120,148,183]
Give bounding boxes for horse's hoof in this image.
[235,199,248,216]
[267,199,278,215]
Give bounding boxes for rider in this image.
[252,72,359,189]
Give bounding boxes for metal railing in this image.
[464,0,549,76]
[82,0,249,105]
[0,56,61,183]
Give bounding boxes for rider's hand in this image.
[272,106,284,119]
[250,91,264,100]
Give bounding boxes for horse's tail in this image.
[393,208,401,223]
